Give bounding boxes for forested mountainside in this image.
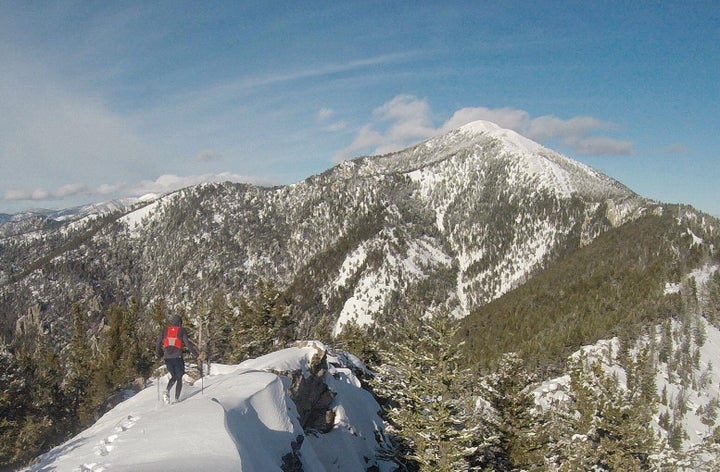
[459,205,720,375]
[2,120,720,470]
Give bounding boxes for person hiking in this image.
[156,314,204,403]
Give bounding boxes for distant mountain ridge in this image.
[1,120,658,339]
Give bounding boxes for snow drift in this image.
[23,341,395,472]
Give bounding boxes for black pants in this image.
[165,357,185,400]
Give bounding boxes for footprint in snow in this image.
[114,414,139,433]
[77,463,105,472]
[95,434,118,456]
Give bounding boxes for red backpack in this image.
[163,325,183,349]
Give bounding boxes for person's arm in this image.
[181,328,200,357]
[155,329,165,358]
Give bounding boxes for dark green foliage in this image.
[2,338,70,467]
[458,209,716,375]
[475,353,543,470]
[65,304,94,425]
[333,321,382,367]
[0,343,30,467]
[543,355,659,470]
[228,280,295,362]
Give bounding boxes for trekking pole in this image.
[156,366,160,402]
[200,352,205,395]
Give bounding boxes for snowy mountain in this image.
[22,342,395,472]
[0,120,649,339]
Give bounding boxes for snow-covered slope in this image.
[1,119,653,343]
[23,342,394,472]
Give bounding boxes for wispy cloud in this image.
[126,173,268,196]
[334,96,636,161]
[4,184,88,202]
[238,52,421,91]
[658,144,689,156]
[316,107,347,132]
[3,172,270,206]
[0,49,159,193]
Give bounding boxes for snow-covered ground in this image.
[23,342,394,472]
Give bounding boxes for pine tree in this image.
[371,311,479,471]
[558,355,659,470]
[333,320,381,367]
[94,304,146,397]
[0,343,30,467]
[10,339,69,466]
[231,280,294,361]
[477,352,542,470]
[64,304,94,426]
[196,290,234,363]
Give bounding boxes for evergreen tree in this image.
[477,352,543,470]
[333,320,382,367]
[195,291,233,363]
[231,280,294,361]
[557,355,659,470]
[10,338,69,466]
[64,304,94,426]
[0,343,30,467]
[94,304,147,399]
[372,311,479,471]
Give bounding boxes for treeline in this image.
[0,280,293,469]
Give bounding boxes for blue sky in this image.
[1,1,718,216]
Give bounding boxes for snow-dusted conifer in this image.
[372,311,479,471]
[557,355,659,470]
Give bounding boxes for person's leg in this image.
[164,359,176,394]
[165,358,182,398]
[174,358,185,400]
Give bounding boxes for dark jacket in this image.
[156,315,199,359]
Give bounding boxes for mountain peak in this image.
[455,119,543,154]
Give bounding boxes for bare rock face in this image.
[287,349,336,433]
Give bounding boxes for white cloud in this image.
[317,107,347,132]
[562,136,634,155]
[126,173,266,196]
[97,183,126,195]
[56,183,89,198]
[4,184,85,202]
[3,173,270,207]
[526,115,611,141]
[334,95,635,161]
[440,107,531,134]
[333,95,436,161]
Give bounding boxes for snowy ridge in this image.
[24,342,394,472]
